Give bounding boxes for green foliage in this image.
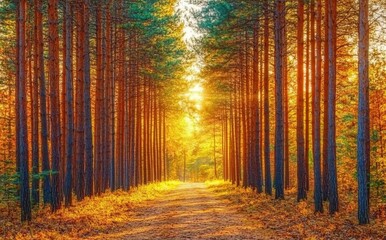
[370,157,386,203]
[32,170,58,181]
[0,1,15,22]
[0,160,19,204]
[198,1,234,30]
[188,157,214,181]
[0,173,19,202]
[342,113,355,123]
[124,0,187,84]
[371,130,380,142]
[0,165,58,207]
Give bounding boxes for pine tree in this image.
[48,0,62,212]
[357,0,370,225]
[274,0,286,200]
[17,0,31,221]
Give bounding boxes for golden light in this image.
[187,83,204,102]
[176,0,204,135]
[190,83,203,93]
[175,0,203,46]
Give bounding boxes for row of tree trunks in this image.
[207,0,370,225]
[218,0,338,207]
[17,0,168,221]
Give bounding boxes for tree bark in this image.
[327,0,339,214]
[64,0,74,207]
[357,0,370,224]
[36,0,51,204]
[313,0,323,213]
[264,0,272,195]
[17,0,32,221]
[32,0,40,206]
[84,0,94,198]
[274,0,286,199]
[297,0,307,201]
[48,0,62,212]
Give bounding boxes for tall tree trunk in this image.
[274,0,285,199]
[283,11,290,190]
[230,92,235,184]
[327,0,339,214]
[253,23,263,192]
[305,2,310,191]
[313,0,323,213]
[297,0,307,201]
[357,0,370,224]
[106,2,115,191]
[84,0,93,198]
[116,1,125,187]
[16,0,20,180]
[241,31,248,188]
[322,0,330,201]
[48,0,62,212]
[32,0,40,206]
[75,1,85,201]
[135,47,142,186]
[95,2,103,195]
[64,0,74,207]
[235,81,241,186]
[36,0,51,204]
[61,0,67,200]
[264,0,272,195]
[17,0,31,221]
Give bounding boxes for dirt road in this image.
[93,183,271,239]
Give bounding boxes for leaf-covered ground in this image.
[206,180,386,239]
[0,181,181,239]
[1,180,385,239]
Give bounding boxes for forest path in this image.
[93,182,272,240]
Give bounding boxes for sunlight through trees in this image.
[0,0,385,235]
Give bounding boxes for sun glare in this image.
[177,0,205,135]
[175,0,204,45]
[187,83,203,101]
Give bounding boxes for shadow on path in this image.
[89,183,272,240]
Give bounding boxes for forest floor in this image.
[1,181,386,239]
